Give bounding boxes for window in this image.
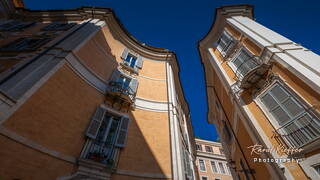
[219,148,224,155]
[199,159,206,171]
[109,69,139,99]
[211,161,218,173]
[84,106,130,165]
[125,53,137,68]
[121,48,143,71]
[201,177,208,180]
[313,164,320,176]
[0,37,51,51]
[205,145,213,153]
[42,22,75,31]
[216,31,235,56]
[260,82,320,147]
[218,162,226,174]
[261,83,304,125]
[231,49,258,77]
[0,21,35,31]
[117,75,131,89]
[196,144,202,151]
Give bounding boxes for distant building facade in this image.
[0,1,197,180]
[195,138,233,180]
[199,4,320,180]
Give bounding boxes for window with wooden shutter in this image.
[125,53,137,68]
[261,83,304,126]
[83,110,127,165]
[0,37,51,51]
[42,22,75,31]
[86,106,106,139]
[0,21,35,31]
[115,117,130,147]
[260,82,320,147]
[216,31,235,56]
[121,48,143,72]
[231,49,257,76]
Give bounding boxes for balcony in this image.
[82,139,118,168]
[76,139,118,179]
[274,111,320,149]
[234,56,271,89]
[108,81,136,103]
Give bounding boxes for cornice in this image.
[16,7,174,61]
[198,4,253,49]
[12,5,191,119]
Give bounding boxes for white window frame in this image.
[198,159,207,172]
[216,30,234,56]
[228,46,255,75]
[256,80,312,129]
[312,163,320,177]
[217,161,226,175]
[255,80,320,148]
[210,160,218,173]
[124,53,138,68]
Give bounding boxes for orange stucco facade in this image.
[0,3,196,180]
[200,5,320,180]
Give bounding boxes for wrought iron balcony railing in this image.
[83,139,117,168]
[234,56,270,89]
[275,111,320,148]
[108,81,136,102]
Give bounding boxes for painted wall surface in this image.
[0,13,179,179]
[201,14,320,179]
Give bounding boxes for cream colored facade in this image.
[0,1,197,180]
[199,5,320,180]
[195,138,233,180]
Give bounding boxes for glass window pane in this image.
[271,106,291,125]
[218,162,226,174]
[125,54,132,63]
[199,159,206,171]
[270,85,289,103]
[211,161,218,173]
[261,93,278,110]
[130,57,137,67]
[205,146,213,152]
[282,98,304,118]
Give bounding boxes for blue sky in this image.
[24,0,320,141]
